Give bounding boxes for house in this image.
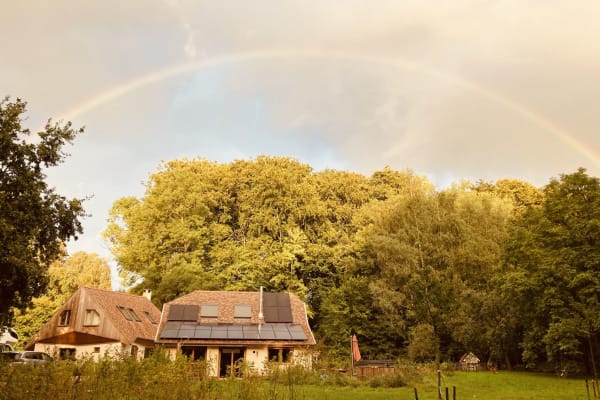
[26,287,161,361]
[155,289,316,377]
[459,352,481,371]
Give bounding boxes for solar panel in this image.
[179,324,195,338]
[263,293,293,323]
[211,326,228,339]
[167,305,185,321]
[274,329,292,340]
[243,325,260,339]
[182,305,199,321]
[228,325,244,339]
[168,305,198,321]
[259,324,275,340]
[160,322,308,341]
[194,326,212,339]
[161,327,180,338]
[288,325,308,340]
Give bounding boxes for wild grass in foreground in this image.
[0,353,595,400]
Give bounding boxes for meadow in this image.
[0,354,596,400]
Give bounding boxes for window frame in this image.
[200,303,218,318]
[58,310,71,326]
[84,309,100,326]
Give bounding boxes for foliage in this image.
[0,356,589,400]
[0,97,85,324]
[501,168,600,373]
[104,155,599,371]
[11,251,112,347]
[343,186,512,363]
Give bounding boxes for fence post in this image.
[414,387,419,400]
[438,370,442,400]
[453,385,456,400]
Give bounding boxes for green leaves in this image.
[0,98,85,324]
[501,169,600,371]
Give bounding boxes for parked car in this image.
[0,343,14,352]
[0,351,20,363]
[0,351,54,365]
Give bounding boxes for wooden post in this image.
[445,386,449,400]
[438,370,442,400]
[350,335,354,377]
[414,388,419,400]
[453,385,456,400]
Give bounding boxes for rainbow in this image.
[58,48,600,169]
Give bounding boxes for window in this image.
[59,348,76,360]
[94,347,101,353]
[234,304,251,318]
[268,348,292,363]
[59,310,71,326]
[200,304,218,318]
[117,306,133,321]
[117,306,141,322]
[144,311,157,324]
[128,308,142,322]
[84,309,100,326]
[181,346,207,361]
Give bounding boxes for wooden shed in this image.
[459,352,481,371]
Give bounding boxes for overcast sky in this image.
[2,1,599,285]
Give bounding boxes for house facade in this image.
[155,289,316,377]
[26,287,161,361]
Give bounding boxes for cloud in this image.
[2,0,600,282]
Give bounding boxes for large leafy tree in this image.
[503,168,600,374]
[345,185,512,363]
[0,98,85,325]
[12,251,112,347]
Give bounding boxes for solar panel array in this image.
[263,293,293,323]
[160,322,307,341]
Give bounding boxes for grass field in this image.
[1,357,597,400]
[296,371,594,400]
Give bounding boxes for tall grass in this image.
[5,354,587,400]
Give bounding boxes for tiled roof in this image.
[83,287,161,344]
[156,290,315,345]
[27,287,161,349]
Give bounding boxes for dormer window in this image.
[128,309,141,322]
[84,309,100,326]
[59,310,71,326]
[144,311,157,324]
[117,306,142,322]
[234,304,251,319]
[200,304,218,318]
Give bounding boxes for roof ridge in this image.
[81,286,149,299]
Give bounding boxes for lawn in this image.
[1,358,596,400]
[297,371,593,400]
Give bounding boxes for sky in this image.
[2,1,600,286]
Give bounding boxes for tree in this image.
[11,251,111,347]
[347,184,512,363]
[502,168,600,374]
[0,98,85,324]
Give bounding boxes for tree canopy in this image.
[0,97,85,325]
[104,156,598,372]
[11,251,112,347]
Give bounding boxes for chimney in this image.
[142,289,152,301]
